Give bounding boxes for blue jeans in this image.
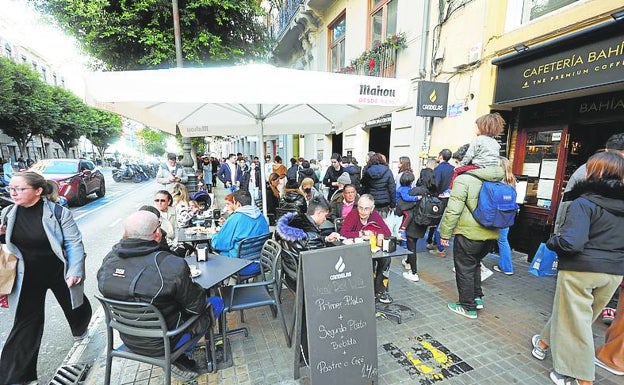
[174,296,224,353]
[497,227,513,274]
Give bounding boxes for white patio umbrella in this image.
[84,64,411,215]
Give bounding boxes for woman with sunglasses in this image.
[0,172,91,385]
[152,190,176,247]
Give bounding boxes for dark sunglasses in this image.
[154,199,167,203]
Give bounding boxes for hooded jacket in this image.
[298,167,319,184]
[361,164,396,208]
[275,212,330,289]
[439,166,504,241]
[97,238,209,356]
[547,179,624,275]
[211,204,269,259]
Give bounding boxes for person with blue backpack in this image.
[438,113,509,319]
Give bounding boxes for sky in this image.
[0,0,89,96]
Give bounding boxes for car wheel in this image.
[76,185,87,206]
[96,179,106,197]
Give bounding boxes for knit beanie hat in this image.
[337,172,351,185]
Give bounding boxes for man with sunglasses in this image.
[98,211,223,381]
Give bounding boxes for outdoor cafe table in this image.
[184,254,252,369]
[177,228,214,244]
[372,244,412,323]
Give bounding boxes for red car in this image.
[30,158,106,206]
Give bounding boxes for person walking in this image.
[322,153,345,200]
[531,151,624,385]
[0,172,92,384]
[595,279,624,376]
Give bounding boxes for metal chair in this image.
[219,239,291,355]
[95,294,216,385]
[232,233,272,286]
[334,217,344,233]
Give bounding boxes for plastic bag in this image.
[528,243,558,277]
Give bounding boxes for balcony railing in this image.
[338,33,407,78]
[274,0,304,39]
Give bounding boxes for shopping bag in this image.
[528,243,558,277]
[0,247,17,295]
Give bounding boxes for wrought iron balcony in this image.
[338,33,407,78]
[271,0,305,40]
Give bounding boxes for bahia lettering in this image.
[579,97,624,114]
[359,84,396,97]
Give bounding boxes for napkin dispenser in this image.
[196,244,207,262]
[382,236,396,253]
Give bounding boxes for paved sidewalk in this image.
[83,245,620,385]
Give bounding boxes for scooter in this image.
[112,163,142,183]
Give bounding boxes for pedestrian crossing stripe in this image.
[382,333,473,384]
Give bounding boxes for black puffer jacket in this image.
[323,166,345,198]
[97,239,209,356]
[275,212,330,289]
[547,179,624,275]
[280,190,307,213]
[361,164,396,208]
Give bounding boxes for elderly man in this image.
[97,211,223,381]
[156,153,188,191]
[329,184,359,220]
[339,194,393,304]
[211,190,269,276]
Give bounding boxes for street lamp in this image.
[171,0,197,193]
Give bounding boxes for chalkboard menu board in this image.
[300,243,378,385]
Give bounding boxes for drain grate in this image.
[48,363,91,385]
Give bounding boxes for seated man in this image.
[211,190,269,276]
[97,211,223,381]
[339,194,393,304]
[329,184,359,221]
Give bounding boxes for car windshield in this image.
[30,160,77,174]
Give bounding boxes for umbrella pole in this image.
[258,111,268,220]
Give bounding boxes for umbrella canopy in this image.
[84,64,411,137]
[84,64,411,216]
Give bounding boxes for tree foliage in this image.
[90,109,122,158]
[32,0,269,70]
[137,127,168,156]
[0,57,59,156]
[49,87,94,154]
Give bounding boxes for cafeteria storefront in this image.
[491,18,624,258]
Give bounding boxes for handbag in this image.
[0,246,17,295]
[528,243,558,277]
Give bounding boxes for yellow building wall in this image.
[429,0,624,156]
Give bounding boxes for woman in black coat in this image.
[360,153,396,214]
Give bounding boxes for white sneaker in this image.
[480,264,493,281]
[402,271,420,282]
[401,258,411,270]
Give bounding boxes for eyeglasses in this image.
[154,199,167,203]
[357,206,373,212]
[8,187,34,194]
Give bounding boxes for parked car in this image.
[29,158,106,206]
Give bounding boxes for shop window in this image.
[522,0,579,23]
[520,129,563,209]
[329,13,346,72]
[369,0,397,49]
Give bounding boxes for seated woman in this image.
[152,190,176,247]
[265,173,281,224]
[279,179,307,214]
[300,177,323,207]
[339,194,393,304]
[171,183,197,228]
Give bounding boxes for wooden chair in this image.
[95,295,216,385]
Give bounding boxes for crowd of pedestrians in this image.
[1,122,623,385]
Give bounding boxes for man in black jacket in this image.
[97,211,223,381]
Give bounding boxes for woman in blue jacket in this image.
[531,151,624,385]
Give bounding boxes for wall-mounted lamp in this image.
[612,9,624,20]
[513,44,529,53]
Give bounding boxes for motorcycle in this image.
[112,163,142,183]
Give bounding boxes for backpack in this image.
[412,194,444,226]
[467,174,518,229]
